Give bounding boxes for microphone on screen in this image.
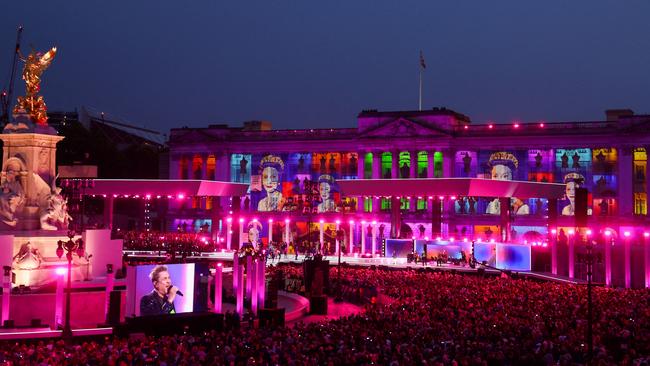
[168,285,184,297]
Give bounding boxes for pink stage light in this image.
[568,229,575,235]
[464,125,469,130]
[268,218,273,223]
[463,238,468,242]
[156,195,161,199]
[226,217,232,223]
[349,220,354,225]
[449,238,455,242]
[336,220,341,224]
[239,218,244,223]
[604,230,611,236]
[55,267,67,276]
[490,239,495,243]
[542,242,548,247]
[361,220,366,225]
[428,196,433,199]
[450,196,456,200]
[177,194,185,199]
[252,218,258,222]
[424,236,429,240]
[319,219,324,223]
[513,123,520,128]
[586,229,592,236]
[217,263,222,267]
[371,221,377,225]
[438,196,444,200]
[539,122,545,128]
[488,124,494,129]
[411,236,416,240]
[644,232,649,238]
[284,218,290,223]
[624,231,631,237]
[551,229,557,234]
[436,237,441,241]
[477,238,482,243]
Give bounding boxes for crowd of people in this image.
[1,266,649,365]
[122,231,218,256]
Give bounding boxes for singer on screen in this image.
[139,265,180,316]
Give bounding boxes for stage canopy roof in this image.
[337,178,566,199]
[83,179,249,197]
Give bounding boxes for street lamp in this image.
[56,231,84,340]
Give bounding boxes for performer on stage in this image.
[140,265,180,316]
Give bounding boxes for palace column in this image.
[431,196,442,238]
[410,151,417,178]
[605,233,612,286]
[427,150,435,178]
[391,150,399,179]
[410,150,418,210]
[371,151,381,213]
[358,151,366,212]
[618,146,634,217]
[624,232,631,288]
[442,148,453,178]
[268,219,274,245]
[201,153,208,180]
[390,196,402,238]
[442,149,454,218]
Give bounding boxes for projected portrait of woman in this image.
[562,172,592,216]
[317,174,338,213]
[257,155,285,212]
[485,152,529,215]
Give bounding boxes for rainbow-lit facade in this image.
[168,108,650,286]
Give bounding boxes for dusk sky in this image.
[1,1,649,134]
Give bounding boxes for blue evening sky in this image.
[1,1,649,133]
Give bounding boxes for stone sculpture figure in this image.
[40,183,72,230]
[12,241,43,270]
[40,176,72,230]
[0,158,27,226]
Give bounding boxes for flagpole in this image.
[419,66,422,111]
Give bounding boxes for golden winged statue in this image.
[13,47,57,126]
